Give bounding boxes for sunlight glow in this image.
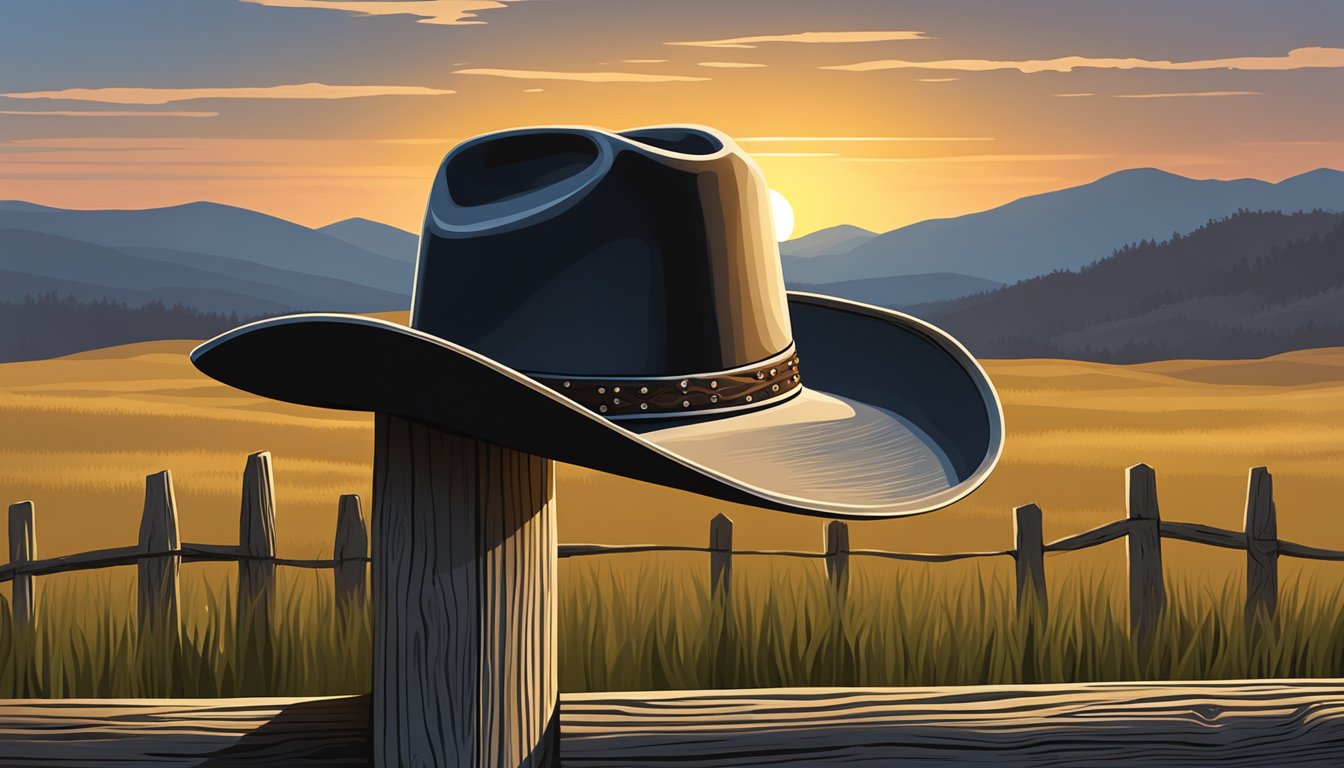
[769,189,795,242]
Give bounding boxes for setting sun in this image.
[768,188,794,241]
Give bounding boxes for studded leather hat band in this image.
[533,347,801,420]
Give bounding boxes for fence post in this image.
[825,520,850,598]
[1014,503,1047,622]
[137,470,181,636]
[8,501,36,635]
[709,513,733,598]
[1127,463,1165,649]
[1244,466,1278,630]
[238,450,277,678]
[334,493,368,607]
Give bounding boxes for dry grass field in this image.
[4,336,1344,695]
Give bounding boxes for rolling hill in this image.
[781,168,1344,285]
[916,210,1344,361]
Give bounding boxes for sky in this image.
[1,0,1342,236]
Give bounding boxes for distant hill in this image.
[0,201,413,293]
[787,272,1002,308]
[0,293,254,362]
[915,210,1344,361]
[783,168,1344,285]
[318,217,418,264]
[780,224,877,259]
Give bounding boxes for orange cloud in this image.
[239,0,514,25]
[823,46,1344,73]
[670,31,930,49]
[697,62,767,69]
[1,83,455,104]
[453,68,708,82]
[1115,91,1262,99]
[0,110,218,117]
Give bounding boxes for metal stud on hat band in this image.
[534,346,801,420]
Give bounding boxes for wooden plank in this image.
[1126,463,1165,648]
[334,493,369,607]
[1244,466,1278,626]
[7,681,1344,767]
[824,520,849,598]
[137,470,180,636]
[709,513,733,597]
[1013,504,1047,621]
[1044,519,1128,552]
[558,543,708,557]
[846,548,1012,563]
[7,501,35,634]
[372,415,558,768]
[1279,540,1344,561]
[238,450,278,689]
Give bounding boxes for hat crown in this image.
[410,125,793,378]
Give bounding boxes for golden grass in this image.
[2,339,1344,593]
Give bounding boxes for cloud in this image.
[843,154,1099,163]
[697,62,767,69]
[669,31,930,49]
[1115,91,1262,99]
[822,46,1344,73]
[749,152,840,157]
[0,83,455,105]
[1054,93,1095,98]
[916,77,959,83]
[622,59,668,64]
[239,0,515,26]
[738,136,994,143]
[453,68,707,82]
[0,110,218,117]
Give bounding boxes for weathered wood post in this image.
[1013,503,1047,622]
[372,415,558,768]
[8,500,36,697]
[709,513,733,598]
[825,520,850,598]
[1126,463,1165,650]
[7,501,36,635]
[334,493,369,608]
[1244,466,1278,631]
[237,450,277,687]
[137,470,181,635]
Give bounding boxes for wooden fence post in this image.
[372,415,558,768]
[333,493,368,607]
[1126,463,1165,649]
[825,520,850,598]
[1014,503,1047,622]
[238,450,277,679]
[8,501,36,634]
[709,513,733,598]
[137,470,180,636]
[1244,466,1278,630]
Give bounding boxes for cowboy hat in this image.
[191,125,1003,519]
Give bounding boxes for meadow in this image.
[4,338,1344,695]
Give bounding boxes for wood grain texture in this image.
[372,415,557,768]
[1126,463,1165,647]
[8,681,1344,767]
[137,470,180,635]
[238,451,277,625]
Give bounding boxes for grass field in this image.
[4,338,1344,695]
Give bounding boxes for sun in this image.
[768,189,795,242]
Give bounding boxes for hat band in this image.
[533,347,801,420]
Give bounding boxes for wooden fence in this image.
[4,458,1344,645]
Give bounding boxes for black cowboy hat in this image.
[192,125,1003,519]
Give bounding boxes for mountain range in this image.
[781,168,1344,286]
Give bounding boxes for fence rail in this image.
[4,459,1343,644]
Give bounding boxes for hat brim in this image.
[190,292,1002,519]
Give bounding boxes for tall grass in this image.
[4,559,1344,697]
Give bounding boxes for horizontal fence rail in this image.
[4,459,1341,648]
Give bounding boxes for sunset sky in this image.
[2,0,1342,236]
